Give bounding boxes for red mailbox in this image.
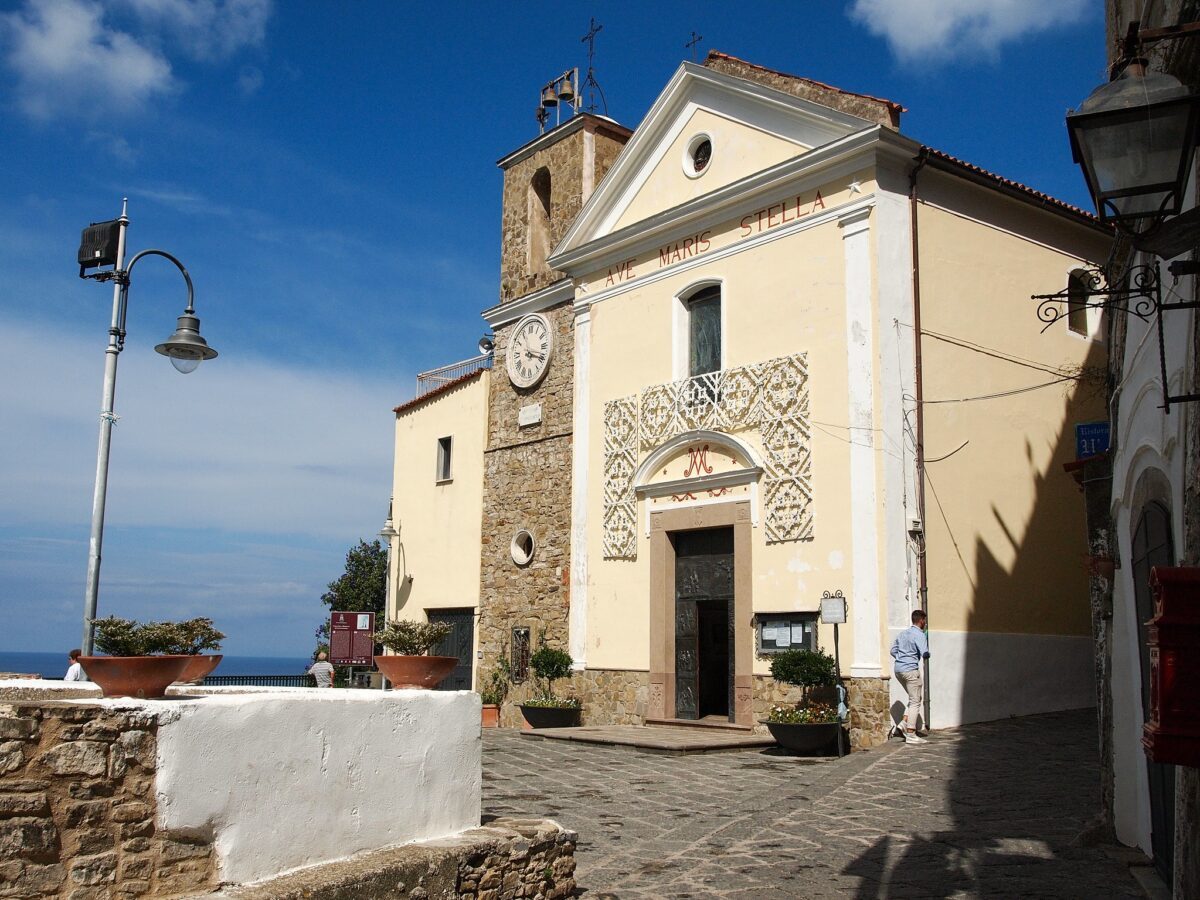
[1142,566,1200,767]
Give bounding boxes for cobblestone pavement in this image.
[482,710,1144,898]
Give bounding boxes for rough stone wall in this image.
[0,702,215,899]
[479,302,575,729]
[498,120,629,303]
[750,675,890,751]
[569,670,648,725]
[703,51,902,129]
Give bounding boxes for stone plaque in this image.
[518,403,542,427]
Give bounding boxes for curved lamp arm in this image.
[124,249,195,314]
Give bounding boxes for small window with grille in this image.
[511,627,531,682]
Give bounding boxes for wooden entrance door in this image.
[428,609,475,691]
[674,527,734,720]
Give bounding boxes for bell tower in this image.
[479,114,630,725]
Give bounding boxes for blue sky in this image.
[0,0,1102,658]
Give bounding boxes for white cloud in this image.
[237,64,263,96]
[119,0,272,62]
[1,0,175,120]
[848,0,1090,64]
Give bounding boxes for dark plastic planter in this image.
[764,721,842,754]
[519,704,581,729]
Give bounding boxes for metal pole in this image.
[81,201,130,655]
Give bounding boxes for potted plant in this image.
[762,701,843,753]
[519,645,581,728]
[373,619,456,689]
[763,648,843,754]
[168,617,226,684]
[478,659,510,728]
[82,616,224,699]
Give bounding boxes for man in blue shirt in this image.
[891,609,930,744]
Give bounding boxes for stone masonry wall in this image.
[751,674,891,751]
[499,119,629,303]
[0,702,215,899]
[479,303,575,729]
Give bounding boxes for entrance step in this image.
[645,716,754,732]
[520,724,777,754]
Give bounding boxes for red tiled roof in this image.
[704,50,906,115]
[393,369,485,415]
[920,147,1101,225]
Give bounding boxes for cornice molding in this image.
[481,278,574,329]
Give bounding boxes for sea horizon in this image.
[0,650,313,680]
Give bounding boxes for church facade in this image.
[386,53,1110,745]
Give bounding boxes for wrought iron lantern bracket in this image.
[1032,263,1200,411]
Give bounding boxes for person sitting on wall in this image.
[64,649,86,682]
[891,609,930,744]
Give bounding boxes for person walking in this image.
[308,651,335,688]
[891,609,930,743]
[64,649,85,682]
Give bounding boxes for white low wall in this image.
[155,689,481,884]
[886,629,1096,730]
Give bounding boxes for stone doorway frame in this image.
[649,500,753,725]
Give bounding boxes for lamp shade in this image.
[154,312,217,374]
[1068,66,1200,230]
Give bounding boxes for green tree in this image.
[314,539,387,660]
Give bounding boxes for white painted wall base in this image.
[74,688,480,885]
[886,629,1096,730]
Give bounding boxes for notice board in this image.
[329,611,375,666]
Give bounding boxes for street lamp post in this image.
[78,200,218,655]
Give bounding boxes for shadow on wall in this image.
[926,336,1107,728]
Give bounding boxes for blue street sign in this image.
[1075,422,1110,460]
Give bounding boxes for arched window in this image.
[1067,270,1089,335]
[527,167,552,274]
[686,284,721,377]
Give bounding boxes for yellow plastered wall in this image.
[613,107,808,231]
[915,172,1109,637]
[583,217,863,675]
[389,372,488,626]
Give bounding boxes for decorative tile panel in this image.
[600,354,813,559]
[602,397,638,558]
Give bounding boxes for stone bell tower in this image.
[479,113,630,723]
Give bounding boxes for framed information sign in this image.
[329,611,375,666]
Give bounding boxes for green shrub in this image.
[769,649,837,688]
[92,616,225,657]
[374,619,452,655]
[529,645,573,702]
[479,659,510,706]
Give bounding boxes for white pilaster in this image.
[839,206,883,678]
[569,304,591,669]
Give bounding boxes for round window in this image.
[510,529,535,566]
[684,134,713,178]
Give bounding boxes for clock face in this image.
[506,314,553,388]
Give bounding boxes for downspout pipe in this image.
[910,148,931,729]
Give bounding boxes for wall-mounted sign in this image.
[518,403,542,427]
[329,611,375,666]
[820,591,847,624]
[1075,422,1110,460]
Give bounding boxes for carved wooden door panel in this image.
[429,609,475,692]
[674,527,734,720]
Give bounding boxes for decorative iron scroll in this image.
[601,354,813,559]
[602,397,638,558]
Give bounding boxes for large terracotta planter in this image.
[764,720,842,754]
[374,655,458,689]
[482,704,500,728]
[175,654,223,685]
[519,704,582,729]
[79,656,192,699]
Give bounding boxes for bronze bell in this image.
[557,77,575,103]
[541,86,558,108]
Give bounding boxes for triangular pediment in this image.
[553,62,878,260]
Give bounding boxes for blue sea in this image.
[0,651,313,680]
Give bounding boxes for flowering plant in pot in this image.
[84,616,226,698]
[478,659,510,728]
[373,619,456,689]
[519,646,581,728]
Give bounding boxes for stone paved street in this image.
[482,710,1145,898]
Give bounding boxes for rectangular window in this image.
[756,613,818,655]
[688,287,721,377]
[436,436,452,482]
[511,627,531,682]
